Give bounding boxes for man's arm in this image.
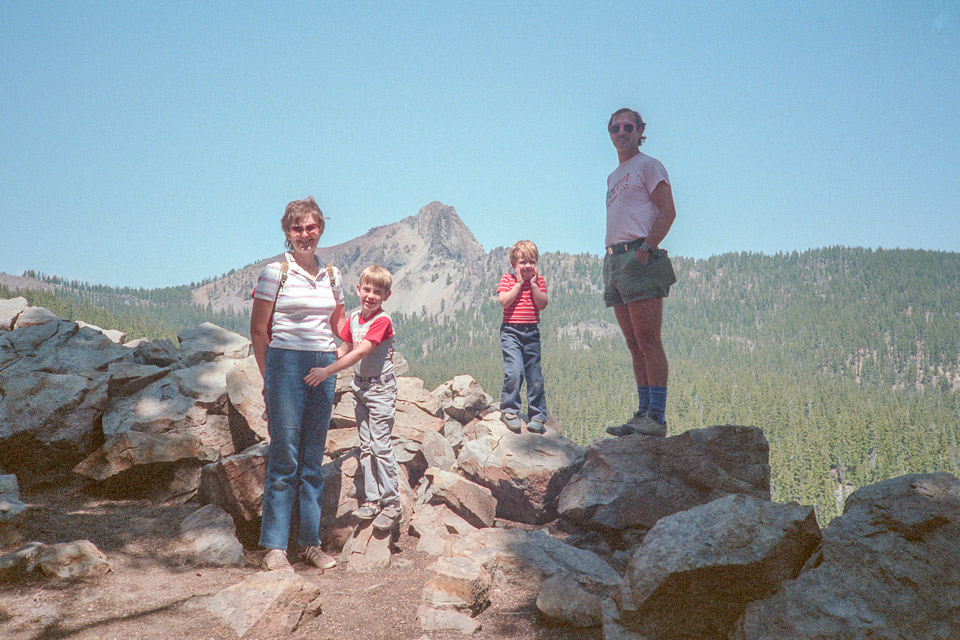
[636,181,677,264]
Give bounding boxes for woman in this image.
[250,196,345,571]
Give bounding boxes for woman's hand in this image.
[304,367,332,386]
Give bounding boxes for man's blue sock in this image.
[648,386,667,424]
[637,386,650,415]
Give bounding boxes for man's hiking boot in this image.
[606,411,667,437]
[500,412,523,434]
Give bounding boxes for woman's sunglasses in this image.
[290,224,320,234]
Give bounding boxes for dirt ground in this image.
[1,481,602,640]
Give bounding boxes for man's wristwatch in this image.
[639,242,654,255]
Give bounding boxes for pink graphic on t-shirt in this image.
[606,172,630,207]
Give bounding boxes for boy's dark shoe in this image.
[373,502,402,531]
[353,502,380,520]
[526,418,546,434]
[500,412,523,433]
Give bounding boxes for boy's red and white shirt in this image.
[497,273,547,324]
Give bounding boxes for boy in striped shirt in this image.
[496,240,549,434]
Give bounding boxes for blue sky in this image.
[2,1,959,288]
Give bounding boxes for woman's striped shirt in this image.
[253,253,345,352]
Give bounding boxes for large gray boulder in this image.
[422,555,492,615]
[225,355,268,447]
[446,527,621,595]
[38,540,111,579]
[188,570,321,638]
[101,375,194,437]
[199,442,269,528]
[408,502,478,556]
[731,472,960,640]
[0,319,132,375]
[177,322,251,366]
[179,504,245,567]
[0,371,110,477]
[73,430,220,501]
[420,468,497,529]
[558,425,770,533]
[621,494,820,639]
[457,430,584,524]
[101,366,236,456]
[536,572,604,628]
[171,359,234,409]
[397,376,442,416]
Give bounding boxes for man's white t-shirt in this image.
[605,152,670,247]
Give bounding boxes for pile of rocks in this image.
[2,298,959,639]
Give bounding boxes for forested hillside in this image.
[1,271,249,341]
[4,247,958,523]
[396,247,960,523]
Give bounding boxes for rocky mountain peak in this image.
[411,201,484,263]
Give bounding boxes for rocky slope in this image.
[3,300,960,639]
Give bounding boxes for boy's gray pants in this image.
[352,376,400,506]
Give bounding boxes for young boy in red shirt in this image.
[496,240,549,434]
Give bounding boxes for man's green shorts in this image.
[603,248,677,307]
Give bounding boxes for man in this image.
[603,108,677,437]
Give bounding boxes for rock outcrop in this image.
[558,425,770,534]
[620,494,820,639]
[188,570,322,637]
[457,427,583,524]
[4,298,957,639]
[731,472,960,640]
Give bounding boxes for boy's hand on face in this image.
[304,367,331,386]
[518,264,538,283]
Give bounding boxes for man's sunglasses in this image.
[608,123,640,134]
[290,224,320,234]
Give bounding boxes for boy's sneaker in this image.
[500,412,523,433]
[372,502,402,531]
[526,418,546,434]
[353,502,380,520]
[606,412,667,437]
[262,548,294,572]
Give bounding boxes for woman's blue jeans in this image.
[499,323,547,422]
[259,347,336,550]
